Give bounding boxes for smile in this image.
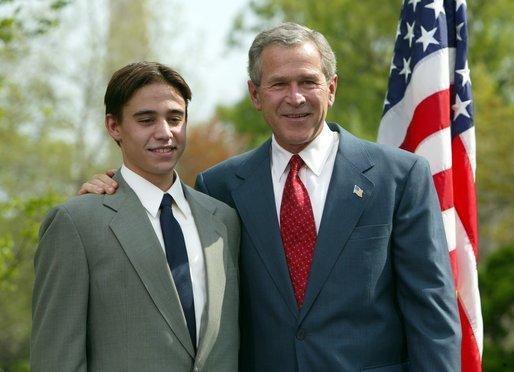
[285,113,309,118]
[149,146,175,153]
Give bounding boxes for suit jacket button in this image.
[296,329,306,340]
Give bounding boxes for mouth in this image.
[283,113,309,119]
[148,145,176,154]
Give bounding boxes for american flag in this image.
[378,0,482,370]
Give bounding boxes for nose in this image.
[154,118,173,139]
[285,83,306,106]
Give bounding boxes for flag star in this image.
[399,57,412,83]
[416,26,439,52]
[408,0,422,12]
[456,22,464,41]
[425,0,446,20]
[456,0,467,11]
[403,21,416,47]
[456,60,471,87]
[452,94,472,120]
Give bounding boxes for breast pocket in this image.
[348,224,390,241]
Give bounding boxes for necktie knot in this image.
[289,154,304,175]
[160,193,173,209]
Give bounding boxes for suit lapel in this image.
[182,185,229,362]
[232,141,299,316]
[105,174,195,356]
[300,125,375,319]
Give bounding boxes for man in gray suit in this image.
[81,24,461,371]
[31,62,240,371]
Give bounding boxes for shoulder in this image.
[203,143,268,178]
[194,140,271,204]
[42,184,133,228]
[330,122,430,173]
[48,193,104,218]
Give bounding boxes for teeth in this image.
[287,114,307,118]
[153,148,172,153]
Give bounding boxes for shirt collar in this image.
[120,165,188,219]
[271,122,337,178]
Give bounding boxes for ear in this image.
[105,114,122,142]
[247,80,262,111]
[327,74,338,107]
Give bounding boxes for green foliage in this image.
[0,1,74,369]
[0,194,64,370]
[468,1,514,103]
[0,0,73,45]
[479,245,514,369]
[473,63,514,256]
[0,194,63,288]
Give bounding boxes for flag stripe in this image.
[401,90,451,152]
[432,169,454,212]
[414,127,452,175]
[441,207,457,253]
[459,297,482,372]
[452,135,479,259]
[455,212,483,351]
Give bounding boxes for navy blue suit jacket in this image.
[195,123,461,372]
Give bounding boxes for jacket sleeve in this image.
[31,206,89,372]
[392,157,462,371]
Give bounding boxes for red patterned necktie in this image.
[280,154,317,309]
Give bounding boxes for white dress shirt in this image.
[121,165,206,346]
[271,123,339,231]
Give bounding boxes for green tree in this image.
[479,245,514,370]
[1,2,75,369]
[0,195,64,371]
[468,1,514,257]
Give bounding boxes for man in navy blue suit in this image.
[82,22,461,371]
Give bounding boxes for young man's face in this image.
[106,82,187,190]
[248,42,337,154]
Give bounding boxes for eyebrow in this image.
[132,109,185,118]
[267,72,322,83]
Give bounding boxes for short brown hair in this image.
[104,61,192,121]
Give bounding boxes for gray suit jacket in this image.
[195,123,461,372]
[31,172,240,371]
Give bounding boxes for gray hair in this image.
[248,22,337,86]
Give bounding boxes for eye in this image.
[167,116,183,125]
[138,117,154,125]
[302,80,318,88]
[269,81,286,89]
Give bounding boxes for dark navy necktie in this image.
[159,193,196,349]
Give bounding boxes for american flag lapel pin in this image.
[353,185,364,198]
